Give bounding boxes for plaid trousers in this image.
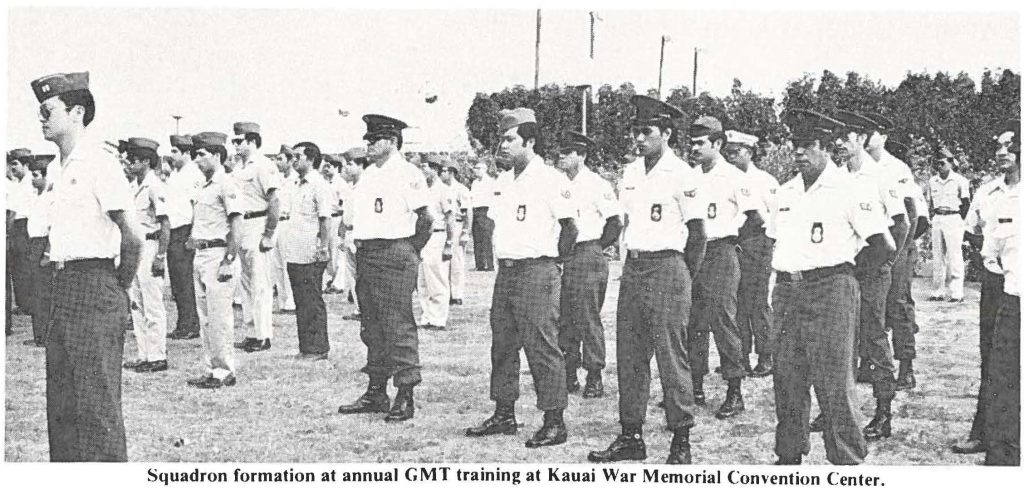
[28,237,53,343]
[738,233,774,357]
[617,252,696,431]
[288,261,330,355]
[773,271,868,465]
[46,263,130,462]
[558,242,609,372]
[887,241,919,360]
[854,260,896,401]
[689,240,744,380]
[489,258,567,410]
[984,294,1020,466]
[355,239,421,387]
[969,269,1004,441]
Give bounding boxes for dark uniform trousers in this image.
[969,268,1004,442]
[471,208,494,270]
[617,252,696,430]
[287,261,330,355]
[854,258,896,401]
[355,238,421,387]
[886,240,918,361]
[558,241,609,372]
[168,225,200,334]
[10,218,32,313]
[489,258,568,410]
[28,237,53,343]
[737,232,774,357]
[773,270,868,465]
[984,293,1020,466]
[46,260,130,462]
[689,239,745,380]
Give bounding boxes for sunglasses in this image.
[630,126,656,136]
[38,104,70,121]
[231,138,245,145]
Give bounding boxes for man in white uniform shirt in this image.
[417,155,456,330]
[23,153,56,346]
[165,134,204,340]
[723,130,779,378]
[270,144,298,313]
[927,147,971,302]
[33,71,142,461]
[470,159,498,271]
[686,116,761,420]
[553,131,622,399]
[441,164,471,305]
[465,108,578,449]
[6,148,35,319]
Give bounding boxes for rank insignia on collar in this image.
[683,190,696,198]
[860,202,872,211]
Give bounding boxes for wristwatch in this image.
[222,252,236,264]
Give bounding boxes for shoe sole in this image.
[715,409,745,420]
[525,435,567,448]
[465,427,518,437]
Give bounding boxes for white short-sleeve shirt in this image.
[350,152,429,240]
[470,175,497,210]
[619,151,704,253]
[234,154,281,213]
[699,156,759,240]
[492,156,576,259]
[770,161,890,273]
[26,190,53,238]
[131,175,170,236]
[928,171,971,213]
[740,164,780,228]
[191,171,243,241]
[982,185,1019,295]
[46,133,133,261]
[851,152,906,223]
[567,166,622,243]
[164,161,204,229]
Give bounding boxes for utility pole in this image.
[589,12,597,59]
[692,47,699,96]
[574,84,591,135]
[171,115,182,135]
[535,9,542,90]
[657,35,669,99]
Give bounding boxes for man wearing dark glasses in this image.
[32,71,142,461]
[927,146,971,302]
[588,96,705,464]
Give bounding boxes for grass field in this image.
[4,260,991,464]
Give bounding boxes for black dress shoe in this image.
[22,339,44,347]
[715,388,745,419]
[294,352,329,361]
[856,364,873,384]
[895,368,916,391]
[694,390,706,406]
[657,400,666,408]
[750,357,774,378]
[582,377,605,398]
[666,430,692,464]
[123,359,147,370]
[525,411,567,448]
[234,337,258,350]
[466,407,518,437]
[384,388,415,422]
[136,359,169,373]
[863,413,892,441]
[449,298,463,305]
[243,339,271,352]
[566,371,581,393]
[187,374,236,389]
[587,433,647,462]
[342,313,362,321]
[337,391,390,414]
[951,438,986,454]
[775,455,802,465]
[809,413,826,433]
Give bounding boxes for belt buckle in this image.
[791,271,803,281]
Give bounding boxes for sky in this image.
[5,4,1020,156]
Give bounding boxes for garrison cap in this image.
[192,132,228,148]
[30,71,89,103]
[323,153,346,166]
[170,134,193,149]
[998,118,1021,153]
[833,110,878,133]
[117,140,131,153]
[7,148,33,163]
[127,137,160,152]
[724,130,758,148]
[278,144,298,157]
[690,116,723,137]
[782,109,846,142]
[556,131,595,153]
[28,155,55,172]
[344,147,368,161]
[362,114,408,140]
[233,122,260,135]
[864,112,896,132]
[497,108,536,134]
[885,140,909,158]
[630,95,684,124]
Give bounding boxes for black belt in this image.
[707,236,737,247]
[626,249,679,260]
[144,231,162,240]
[243,210,268,219]
[56,258,115,272]
[355,238,406,251]
[777,263,854,283]
[331,211,344,218]
[933,209,959,215]
[432,228,446,233]
[193,238,227,250]
[498,257,556,268]
[574,240,602,251]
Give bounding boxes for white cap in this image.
[725,130,759,147]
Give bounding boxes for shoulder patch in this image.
[603,192,615,200]
[683,190,696,198]
[860,202,872,211]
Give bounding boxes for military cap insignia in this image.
[683,190,696,198]
[860,202,872,211]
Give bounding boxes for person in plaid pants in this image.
[770,109,894,465]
